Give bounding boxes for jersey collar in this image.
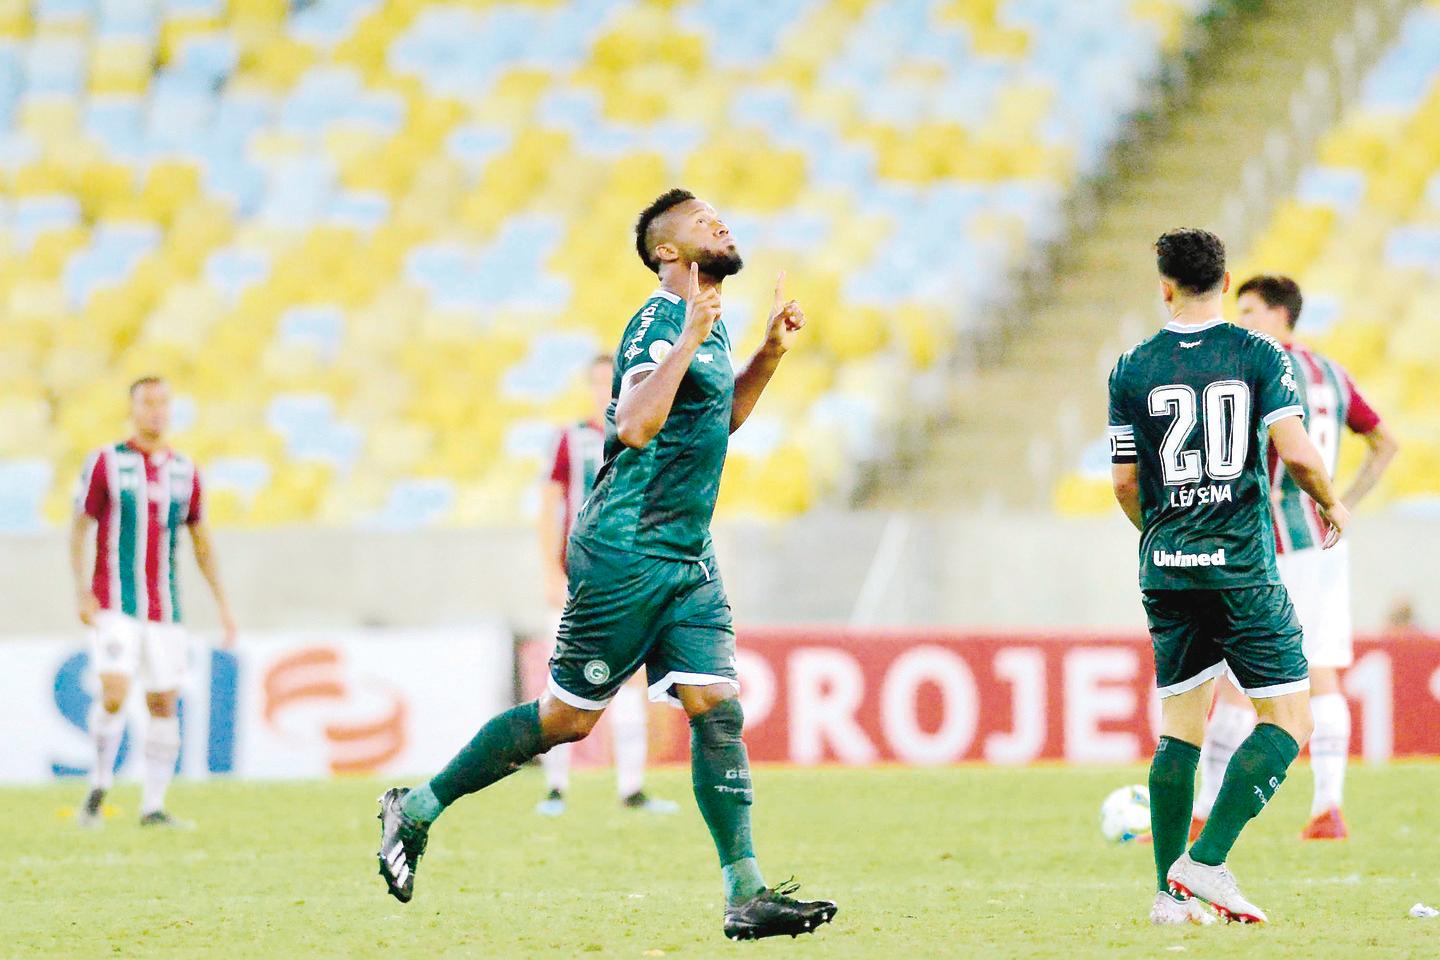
[1163,317,1227,334]
[651,288,682,304]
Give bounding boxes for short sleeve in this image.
[1341,369,1382,434]
[1252,335,1305,427]
[186,467,203,525]
[548,429,571,484]
[74,450,108,519]
[1107,361,1137,464]
[617,303,684,390]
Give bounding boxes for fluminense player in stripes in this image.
[71,376,237,829]
[535,353,678,817]
[1191,275,1399,842]
[1109,230,1349,925]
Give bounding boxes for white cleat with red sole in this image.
[1166,852,1267,924]
[1150,890,1217,925]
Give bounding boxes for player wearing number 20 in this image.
[1108,229,1351,925]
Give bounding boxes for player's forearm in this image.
[1282,452,1340,511]
[1340,426,1399,509]
[193,537,232,614]
[69,516,92,599]
[614,335,703,448]
[730,346,783,433]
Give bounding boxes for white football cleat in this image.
[1150,890,1216,925]
[1167,852,1268,924]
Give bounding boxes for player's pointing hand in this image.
[764,270,805,355]
[683,261,720,345]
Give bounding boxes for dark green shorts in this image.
[1142,586,1309,699]
[549,537,737,709]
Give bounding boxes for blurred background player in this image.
[1191,275,1399,841]
[72,377,237,829]
[535,353,677,817]
[1109,230,1348,925]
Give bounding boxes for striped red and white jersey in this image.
[1267,342,1381,554]
[547,419,604,570]
[75,440,203,624]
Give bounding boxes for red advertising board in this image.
[520,631,1440,766]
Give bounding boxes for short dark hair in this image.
[634,188,695,274]
[1155,228,1226,295]
[129,375,165,397]
[1236,274,1303,329]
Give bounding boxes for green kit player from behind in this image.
[1108,229,1350,926]
[375,189,838,942]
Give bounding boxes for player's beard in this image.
[694,247,744,278]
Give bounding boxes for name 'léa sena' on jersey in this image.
[75,441,204,623]
[1268,342,1380,554]
[1108,318,1304,590]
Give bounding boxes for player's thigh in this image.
[1159,677,1215,745]
[91,611,142,684]
[646,562,738,708]
[140,621,191,694]
[1142,590,1227,700]
[1215,585,1309,700]
[1286,544,1353,670]
[549,542,671,710]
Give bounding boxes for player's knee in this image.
[677,682,737,720]
[1255,694,1312,746]
[101,695,125,714]
[688,696,744,746]
[145,693,177,718]
[539,696,603,745]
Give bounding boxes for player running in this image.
[71,376,237,829]
[1108,230,1350,925]
[535,353,678,817]
[376,189,838,941]
[1191,275,1398,842]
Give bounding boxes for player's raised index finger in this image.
[773,270,786,309]
[689,261,699,298]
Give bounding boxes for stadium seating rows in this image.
[0,0,1209,530]
[1056,0,1440,518]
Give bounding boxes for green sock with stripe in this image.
[1191,723,1299,866]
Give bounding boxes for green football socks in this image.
[1191,722,1299,866]
[689,699,765,903]
[1148,736,1200,892]
[403,700,544,824]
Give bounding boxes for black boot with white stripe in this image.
[376,787,429,903]
[722,880,837,941]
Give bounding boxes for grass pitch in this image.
[10,763,1440,958]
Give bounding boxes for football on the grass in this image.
[1100,785,1151,843]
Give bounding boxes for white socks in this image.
[539,685,649,799]
[141,715,181,815]
[1309,693,1351,816]
[89,703,126,791]
[540,741,572,794]
[609,684,648,800]
[1194,702,1256,819]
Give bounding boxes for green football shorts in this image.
[548,537,738,709]
[1142,585,1309,699]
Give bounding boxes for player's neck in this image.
[129,433,166,454]
[659,271,722,301]
[1165,299,1224,330]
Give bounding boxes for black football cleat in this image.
[139,810,195,830]
[377,787,428,903]
[723,880,838,941]
[77,788,105,829]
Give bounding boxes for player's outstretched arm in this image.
[1110,463,1142,531]
[190,521,238,648]
[1341,422,1399,510]
[731,271,805,434]
[1270,415,1349,547]
[615,262,718,448]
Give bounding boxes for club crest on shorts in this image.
[583,660,610,684]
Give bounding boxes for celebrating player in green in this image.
[376,189,838,942]
[1108,229,1350,925]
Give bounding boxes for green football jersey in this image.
[569,288,734,561]
[1107,318,1305,591]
